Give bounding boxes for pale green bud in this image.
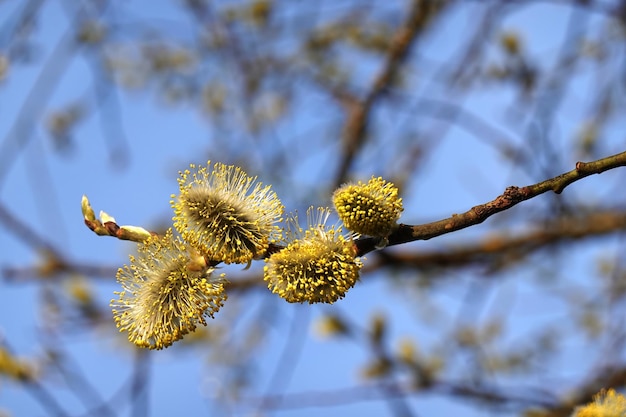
[119,225,153,242]
[99,211,115,224]
[81,195,96,222]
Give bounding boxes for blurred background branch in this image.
[2,0,626,416]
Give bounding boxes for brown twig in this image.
[79,152,626,276]
[9,207,626,284]
[355,150,626,256]
[77,151,626,277]
[366,209,626,273]
[226,207,626,292]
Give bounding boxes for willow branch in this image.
[7,205,620,290]
[81,195,155,242]
[355,150,626,256]
[9,208,625,285]
[366,209,626,273]
[78,151,626,270]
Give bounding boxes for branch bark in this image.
[76,150,626,270]
[356,150,626,256]
[365,209,626,273]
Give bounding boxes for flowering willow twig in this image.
[81,195,155,242]
[82,151,626,263]
[364,210,626,273]
[354,150,626,257]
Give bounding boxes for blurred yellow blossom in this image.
[572,389,626,417]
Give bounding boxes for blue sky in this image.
[1,1,625,416]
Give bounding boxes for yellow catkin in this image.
[264,207,362,304]
[111,229,227,350]
[333,176,403,237]
[172,161,283,264]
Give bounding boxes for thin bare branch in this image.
[366,209,626,273]
[356,150,626,256]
